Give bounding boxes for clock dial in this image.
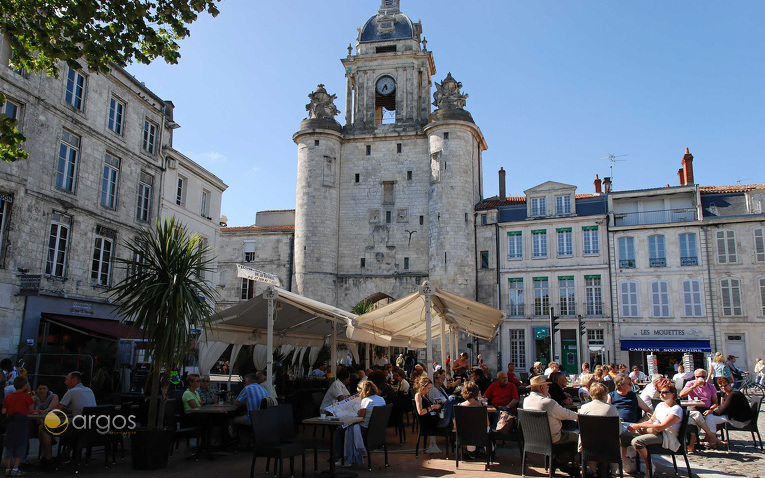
[376,76,396,95]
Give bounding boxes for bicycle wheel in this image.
[743,383,765,398]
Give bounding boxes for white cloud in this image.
[194,151,228,163]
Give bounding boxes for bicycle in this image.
[737,372,765,398]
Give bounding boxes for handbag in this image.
[495,411,517,434]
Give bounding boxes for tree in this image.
[0,0,221,161]
[109,218,217,429]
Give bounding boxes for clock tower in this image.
[293,0,487,310]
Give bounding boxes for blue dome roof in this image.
[359,13,414,43]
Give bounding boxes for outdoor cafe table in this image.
[302,415,363,478]
[186,403,240,454]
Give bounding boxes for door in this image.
[561,339,578,375]
[725,334,748,372]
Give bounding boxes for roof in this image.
[221,225,294,232]
[359,13,415,43]
[700,184,765,194]
[42,314,143,340]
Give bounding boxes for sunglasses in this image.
[659,391,672,396]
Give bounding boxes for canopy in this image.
[620,339,711,353]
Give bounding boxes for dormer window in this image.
[530,197,546,217]
[556,195,572,215]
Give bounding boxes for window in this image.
[532,230,547,258]
[365,145,371,155]
[716,230,737,263]
[480,251,489,269]
[650,281,671,317]
[760,278,765,316]
[1,98,20,123]
[557,228,573,257]
[555,195,571,214]
[530,197,546,216]
[107,97,125,135]
[100,153,120,209]
[481,214,487,225]
[585,276,603,315]
[508,279,524,316]
[507,232,522,259]
[754,228,765,262]
[243,241,256,262]
[136,172,153,222]
[720,278,742,316]
[509,330,526,369]
[397,143,402,153]
[385,211,391,223]
[200,189,210,217]
[620,281,639,317]
[355,174,360,183]
[241,279,255,300]
[0,194,11,261]
[406,170,412,180]
[176,175,187,207]
[46,213,71,277]
[587,329,604,345]
[142,120,157,154]
[65,68,85,110]
[443,132,449,139]
[196,237,208,280]
[559,277,575,315]
[533,277,549,316]
[682,279,703,317]
[618,237,635,268]
[403,257,409,270]
[382,181,394,204]
[56,130,80,193]
[419,216,424,225]
[91,229,115,286]
[583,226,599,255]
[679,233,698,266]
[360,258,366,268]
[648,235,666,267]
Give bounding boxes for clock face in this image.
[376,76,396,95]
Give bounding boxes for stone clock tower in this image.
[293,0,487,310]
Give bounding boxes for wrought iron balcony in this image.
[649,258,667,268]
[619,259,636,269]
[613,208,697,227]
[508,304,525,317]
[681,256,699,266]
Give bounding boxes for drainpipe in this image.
[287,233,294,291]
[495,221,502,368]
[702,226,718,352]
[606,209,617,363]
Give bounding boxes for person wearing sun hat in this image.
[523,375,580,477]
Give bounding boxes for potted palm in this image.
[110,218,217,469]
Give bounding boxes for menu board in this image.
[646,353,658,377]
[682,354,694,374]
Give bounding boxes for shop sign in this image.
[534,327,549,340]
[620,325,707,339]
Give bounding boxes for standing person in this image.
[395,353,405,369]
[182,374,202,410]
[232,373,269,426]
[320,369,351,412]
[39,371,96,464]
[523,376,579,477]
[3,376,33,477]
[451,353,470,379]
[709,352,732,384]
[506,363,523,387]
[415,376,448,454]
[755,358,765,386]
[404,351,416,377]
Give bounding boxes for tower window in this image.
[383,181,394,204]
[314,140,320,146]
[360,258,366,268]
[407,171,412,181]
[386,211,392,223]
[404,257,409,270]
[397,143,402,153]
[376,45,396,53]
[480,251,489,269]
[355,173,360,183]
[465,213,469,222]
[419,216,424,225]
[444,252,447,264]
[443,132,449,139]
[366,145,371,156]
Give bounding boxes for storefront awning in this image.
[42,314,143,340]
[620,339,711,353]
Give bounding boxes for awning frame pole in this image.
[439,314,446,376]
[331,322,337,377]
[265,286,277,393]
[421,281,433,379]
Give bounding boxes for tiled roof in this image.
[700,184,764,194]
[221,225,294,232]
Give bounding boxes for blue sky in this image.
[128,1,764,227]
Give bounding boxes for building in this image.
[0,34,226,358]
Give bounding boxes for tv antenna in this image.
[735,177,750,185]
[600,153,628,179]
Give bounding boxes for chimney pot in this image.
[682,148,694,185]
[594,174,602,194]
[603,176,612,193]
[678,168,685,186]
[498,167,506,200]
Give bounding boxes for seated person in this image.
[415,376,449,454]
[524,375,579,477]
[638,374,666,410]
[506,363,523,387]
[484,372,519,414]
[472,368,491,395]
[393,369,409,394]
[548,371,573,407]
[672,365,694,383]
[321,369,351,412]
[32,383,59,413]
[198,375,217,405]
[369,370,396,404]
[577,373,594,403]
[232,373,269,426]
[182,374,202,410]
[679,369,718,410]
[39,371,96,465]
[629,366,648,383]
[543,361,560,378]
[335,381,385,466]
[311,364,327,378]
[688,376,754,451]
[579,382,618,478]
[608,374,651,424]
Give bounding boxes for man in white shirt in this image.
[672,365,694,382]
[629,366,648,383]
[523,375,579,477]
[543,361,560,378]
[321,369,351,412]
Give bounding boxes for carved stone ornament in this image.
[432,72,468,110]
[306,84,340,119]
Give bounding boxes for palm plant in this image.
[109,218,217,429]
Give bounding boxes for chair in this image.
[517,409,576,478]
[675,377,689,391]
[68,405,116,472]
[272,404,319,471]
[644,408,692,478]
[414,409,451,458]
[723,397,763,451]
[392,392,413,444]
[605,381,616,393]
[364,403,393,471]
[163,398,202,457]
[453,406,493,471]
[249,409,305,478]
[650,398,662,411]
[578,414,623,478]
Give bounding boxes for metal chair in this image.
[164,398,203,457]
[644,409,692,478]
[364,403,393,471]
[518,409,577,478]
[723,397,763,451]
[272,404,319,472]
[578,414,623,478]
[69,405,116,472]
[249,409,305,478]
[414,408,451,458]
[604,381,616,393]
[453,405,493,471]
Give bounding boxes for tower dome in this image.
[358,0,417,43]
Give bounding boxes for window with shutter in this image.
[620,281,639,317]
[754,228,765,262]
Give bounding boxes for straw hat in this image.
[529,375,551,387]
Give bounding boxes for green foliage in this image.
[109,217,218,428]
[0,0,221,162]
[351,300,375,316]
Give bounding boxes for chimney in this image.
[498,167,506,200]
[603,176,612,193]
[682,147,694,185]
[594,174,602,194]
[678,168,685,186]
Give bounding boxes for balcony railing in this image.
[649,258,667,268]
[681,256,699,266]
[585,301,604,316]
[619,259,636,269]
[508,304,525,317]
[613,208,697,227]
[19,275,41,296]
